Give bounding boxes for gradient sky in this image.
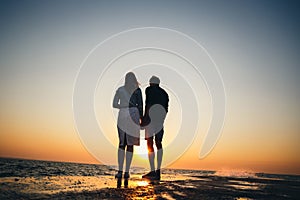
[0,0,299,175]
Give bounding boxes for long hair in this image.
[124,72,138,94]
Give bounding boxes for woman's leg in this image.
[117,127,126,174]
[125,145,133,173]
[118,145,125,172]
[115,144,125,178]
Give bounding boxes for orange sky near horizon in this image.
[1,108,299,175]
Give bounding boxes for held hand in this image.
[140,118,145,130]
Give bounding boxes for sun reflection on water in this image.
[136,180,149,187]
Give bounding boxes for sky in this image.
[0,0,299,175]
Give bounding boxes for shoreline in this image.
[1,157,299,177]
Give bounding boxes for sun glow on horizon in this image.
[135,140,149,160]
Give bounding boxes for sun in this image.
[135,140,149,160]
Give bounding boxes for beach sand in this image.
[1,173,300,199]
[1,158,299,199]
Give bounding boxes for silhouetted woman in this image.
[113,72,143,179]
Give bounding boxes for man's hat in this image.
[149,76,160,84]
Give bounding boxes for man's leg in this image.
[154,129,164,180]
[142,137,157,179]
[155,140,163,171]
[147,138,155,172]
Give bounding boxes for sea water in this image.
[0,158,299,199]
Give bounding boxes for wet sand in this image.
[1,173,299,199]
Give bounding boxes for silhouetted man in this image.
[142,76,169,180]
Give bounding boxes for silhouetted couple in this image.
[113,72,169,181]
